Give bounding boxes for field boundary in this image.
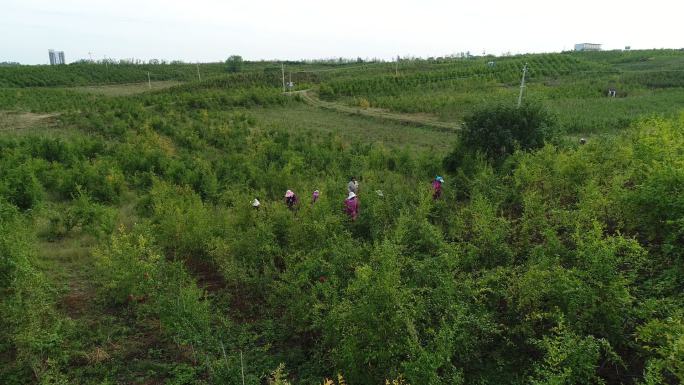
[288,89,460,131]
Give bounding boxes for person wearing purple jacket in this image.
[344,191,359,220]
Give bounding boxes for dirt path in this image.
[35,237,97,319]
[0,111,60,130]
[35,233,174,383]
[288,89,460,132]
[71,80,182,96]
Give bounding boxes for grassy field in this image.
[254,104,456,151]
[314,49,684,134]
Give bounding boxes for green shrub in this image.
[95,225,212,347]
[147,181,214,259]
[2,163,45,210]
[449,102,557,164]
[530,322,607,385]
[225,55,244,73]
[637,315,684,384]
[326,242,412,384]
[46,190,117,240]
[0,202,72,384]
[94,225,162,305]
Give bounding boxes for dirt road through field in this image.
[288,89,460,132]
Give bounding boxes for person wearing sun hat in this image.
[284,190,299,209]
[432,176,444,200]
[348,176,359,194]
[312,189,320,203]
[344,191,359,220]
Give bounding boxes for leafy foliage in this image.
[1,52,684,384]
[459,102,556,162]
[226,55,244,73]
[0,202,73,384]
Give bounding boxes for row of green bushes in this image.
[87,98,683,384]
[89,114,683,384]
[0,202,73,384]
[0,63,228,88]
[1,75,683,384]
[318,54,607,99]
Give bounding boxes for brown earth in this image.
[0,110,60,130]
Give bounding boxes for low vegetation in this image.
[0,49,683,385]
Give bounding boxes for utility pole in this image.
[103,56,109,82]
[240,350,245,385]
[517,63,528,107]
[281,63,285,92]
[196,63,201,82]
[147,71,151,89]
[395,59,398,76]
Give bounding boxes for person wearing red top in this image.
[344,191,359,220]
[432,176,444,199]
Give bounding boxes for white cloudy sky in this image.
[2,0,682,64]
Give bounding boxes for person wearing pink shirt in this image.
[432,176,444,200]
[344,191,359,220]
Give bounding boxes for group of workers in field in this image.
[251,175,445,220]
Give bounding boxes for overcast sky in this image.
[2,0,683,64]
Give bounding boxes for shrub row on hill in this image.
[0,63,228,87]
[1,81,683,384]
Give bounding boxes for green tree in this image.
[445,102,557,168]
[226,55,244,73]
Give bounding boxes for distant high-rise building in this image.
[48,49,66,65]
[574,43,602,52]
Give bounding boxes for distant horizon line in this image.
[3,46,683,66]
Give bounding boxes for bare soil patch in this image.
[0,110,60,130]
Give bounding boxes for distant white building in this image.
[574,43,602,52]
[48,49,66,65]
